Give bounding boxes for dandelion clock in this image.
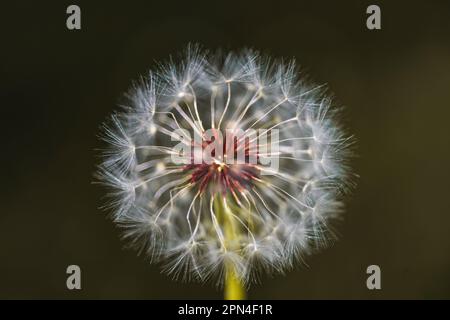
[96,45,355,299]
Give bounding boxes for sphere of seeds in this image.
[97,45,354,285]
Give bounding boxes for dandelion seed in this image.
[96,44,355,298]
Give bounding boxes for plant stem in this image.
[214,194,246,300]
[224,263,245,300]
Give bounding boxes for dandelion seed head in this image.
[97,44,355,286]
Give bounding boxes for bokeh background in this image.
[1,0,450,299]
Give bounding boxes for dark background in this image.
[1,0,450,299]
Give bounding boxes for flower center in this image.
[183,129,261,196]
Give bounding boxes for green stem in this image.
[224,264,245,300]
[213,195,246,300]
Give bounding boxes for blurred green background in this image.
[1,0,450,299]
